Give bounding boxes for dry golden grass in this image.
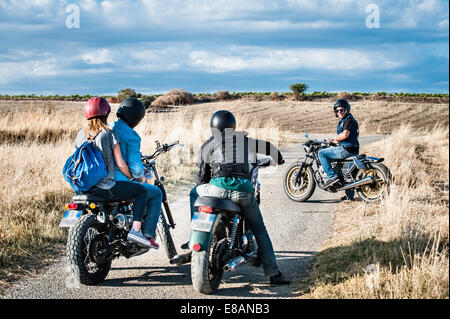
[0,99,448,295]
[0,100,283,290]
[296,125,449,299]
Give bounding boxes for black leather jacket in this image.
[196,130,284,185]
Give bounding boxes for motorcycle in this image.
[169,157,271,294]
[59,140,181,285]
[283,133,391,203]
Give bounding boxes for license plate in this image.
[59,210,82,228]
[191,212,216,232]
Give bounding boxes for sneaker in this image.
[270,272,290,286]
[144,234,160,249]
[324,176,340,188]
[127,229,151,248]
[340,195,355,201]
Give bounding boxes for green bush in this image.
[117,88,138,102]
[290,83,308,99]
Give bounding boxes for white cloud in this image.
[189,46,404,73]
[81,49,115,64]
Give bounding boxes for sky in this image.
[0,0,448,95]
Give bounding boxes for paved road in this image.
[1,135,384,299]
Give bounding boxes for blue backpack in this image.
[63,128,108,192]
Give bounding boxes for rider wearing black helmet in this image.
[318,99,359,199]
[187,110,290,286]
[111,97,163,249]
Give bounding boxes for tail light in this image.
[198,206,213,213]
[192,243,202,251]
[65,203,78,210]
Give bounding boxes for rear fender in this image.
[189,213,222,252]
[365,156,384,163]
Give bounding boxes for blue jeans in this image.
[318,146,356,200]
[90,181,147,222]
[189,184,280,277]
[141,183,163,239]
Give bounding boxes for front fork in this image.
[149,163,176,229]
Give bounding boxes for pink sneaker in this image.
[144,235,159,249]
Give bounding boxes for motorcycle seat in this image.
[194,196,241,213]
[72,193,135,205]
[334,154,366,162]
[72,193,108,202]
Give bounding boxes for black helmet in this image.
[333,99,351,117]
[117,97,146,128]
[210,110,236,133]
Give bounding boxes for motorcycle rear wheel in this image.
[283,162,316,202]
[191,221,227,294]
[356,162,391,202]
[66,214,112,285]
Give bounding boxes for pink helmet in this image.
[84,97,111,120]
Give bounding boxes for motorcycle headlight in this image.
[303,145,310,153]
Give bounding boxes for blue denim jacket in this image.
[110,119,145,181]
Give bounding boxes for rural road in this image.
[1,135,384,299]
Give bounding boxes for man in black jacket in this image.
[188,110,290,286]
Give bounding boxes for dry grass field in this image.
[0,98,448,297]
[296,125,449,298]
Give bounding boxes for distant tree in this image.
[289,83,308,100]
[118,88,138,102]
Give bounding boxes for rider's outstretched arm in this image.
[248,138,284,164]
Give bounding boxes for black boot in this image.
[181,241,190,250]
[270,272,290,286]
[324,176,340,188]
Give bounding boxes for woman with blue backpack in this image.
[72,97,153,248]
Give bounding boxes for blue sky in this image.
[0,0,448,95]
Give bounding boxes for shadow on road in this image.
[102,250,316,298]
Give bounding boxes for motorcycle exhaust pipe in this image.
[223,256,246,272]
[337,176,374,191]
[170,252,192,265]
[223,250,258,272]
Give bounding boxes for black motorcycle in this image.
[283,133,391,203]
[59,141,181,285]
[169,158,271,294]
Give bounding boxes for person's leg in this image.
[229,191,279,277]
[90,181,150,247]
[318,146,340,179]
[189,186,199,219]
[141,183,163,239]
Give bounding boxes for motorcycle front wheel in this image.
[356,162,391,202]
[191,220,227,294]
[283,162,316,202]
[66,214,112,285]
[157,209,177,260]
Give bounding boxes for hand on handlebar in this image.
[328,138,338,146]
[138,175,147,183]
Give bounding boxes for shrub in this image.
[117,88,139,102]
[151,89,194,108]
[336,91,353,100]
[269,92,280,101]
[139,95,154,109]
[214,91,231,101]
[289,83,308,100]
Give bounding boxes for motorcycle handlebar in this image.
[142,140,181,161]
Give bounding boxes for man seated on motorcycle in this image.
[318,99,359,200]
[111,97,163,249]
[188,110,290,286]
